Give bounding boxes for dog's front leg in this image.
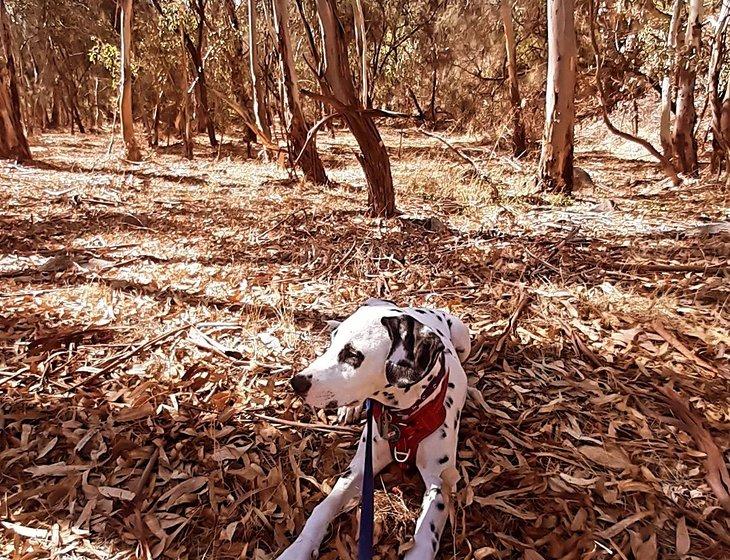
[404,422,460,560]
[276,426,392,560]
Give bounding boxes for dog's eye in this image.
[338,343,364,368]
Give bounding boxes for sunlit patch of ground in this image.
[1,126,728,559]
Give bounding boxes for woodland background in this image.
[0,0,729,559]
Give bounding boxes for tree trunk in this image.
[499,0,527,157]
[224,0,256,144]
[184,2,217,147]
[672,0,702,175]
[538,0,576,194]
[0,0,30,161]
[352,0,368,107]
[248,0,271,140]
[179,26,194,160]
[661,0,683,158]
[315,0,395,216]
[272,0,328,184]
[120,0,141,161]
[722,79,730,173]
[708,0,730,173]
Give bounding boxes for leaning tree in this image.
[314,0,396,216]
[272,0,328,184]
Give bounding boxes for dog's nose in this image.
[290,374,312,396]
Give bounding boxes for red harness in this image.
[372,356,449,466]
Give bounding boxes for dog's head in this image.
[289,305,444,408]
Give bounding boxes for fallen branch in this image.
[657,385,730,513]
[208,87,279,151]
[417,128,499,201]
[613,261,729,274]
[63,324,193,394]
[248,412,358,435]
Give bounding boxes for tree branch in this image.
[588,0,681,186]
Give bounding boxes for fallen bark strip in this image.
[613,261,729,274]
[658,385,730,513]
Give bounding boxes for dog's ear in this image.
[381,315,444,389]
[325,320,342,332]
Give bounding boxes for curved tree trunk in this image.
[120,0,141,161]
[248,0,271,140]
[315,0,395,216]
[538,0,576,194]
[272,0,328,184]
[500,0,527,158]
[0,0,30,161]
[672,0,702,175]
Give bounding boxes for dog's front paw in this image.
[275,540,319,560]
[336,403,362,424]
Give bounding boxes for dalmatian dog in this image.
[277,298,470,560]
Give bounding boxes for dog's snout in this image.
[290,374,312,396]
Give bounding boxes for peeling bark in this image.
[538,0,576,194]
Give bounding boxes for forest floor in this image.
[1,124,729,560]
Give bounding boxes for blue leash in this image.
[358,399,374,560]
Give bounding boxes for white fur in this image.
[278,300,470,560]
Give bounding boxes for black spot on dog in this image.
[338,343,364,368]
[392,400,399,406]
[343,468,351,477]
[440,429,447,438]
[305,373,313,379]
[435,488,442,495]
[432,539,438,551]
[415,309,427,314]
[436,501,445,510]
[362,436,366,442]
[447,318,452,328]
[438,455,449,464]
[454,417,459,428]
[445,396,453,408]
[373,390,379,396]
[437,314,444,322]
[448,382,455,389]
[430,522,436,532]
